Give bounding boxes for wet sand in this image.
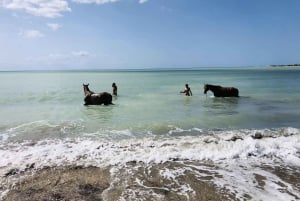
[2,161,299,201]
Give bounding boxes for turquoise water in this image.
[0,67,300,141]
[1,67,300,200]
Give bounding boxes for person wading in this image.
[180,84,192,96]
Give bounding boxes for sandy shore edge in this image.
[2,161,300,201]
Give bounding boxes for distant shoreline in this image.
[1,65,300,72]
[270,64,300,67]
[0,66,267,73]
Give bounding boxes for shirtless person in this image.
[180,84,192,96]
[112,82,117,96]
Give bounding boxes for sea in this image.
[0,67,300,200]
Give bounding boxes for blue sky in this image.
[0,0,300,70]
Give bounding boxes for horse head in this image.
[204,84,209,94]
[83,83,91,96]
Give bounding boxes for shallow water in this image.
[1,68,300,140]
[1,67,300,200]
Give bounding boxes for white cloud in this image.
[72,0,118,4]
[48,51,90,59]
[138,0,148,4]
[72,50,90,57]
[24,51,91,68]
[2,0,149,18]
[47,23,62,31]
[72,0,148,5]
[1,0,71,18]
[19,29,44,38]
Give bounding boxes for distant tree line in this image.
[270,64,300,67]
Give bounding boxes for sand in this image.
[2,161,299,201]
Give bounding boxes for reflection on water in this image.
[182,96,193,106]
[203,97,240,115]
[4,120,85,142]
[82,105,114,123]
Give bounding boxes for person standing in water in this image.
[180,84,192,96]
[112,82,117,96]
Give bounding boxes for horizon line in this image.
[0,65,272,72]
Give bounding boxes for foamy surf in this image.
[1,127,299,200]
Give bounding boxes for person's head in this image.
[185,84,189,88]
[112,82,116,87]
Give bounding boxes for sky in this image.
[0,0,300,70]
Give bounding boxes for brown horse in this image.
[204,84,239,97]
[83,84,113,105]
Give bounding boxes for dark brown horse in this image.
[204,84,239,97]
[83,84,113,105]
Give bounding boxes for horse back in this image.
[215,86,239,97]
[85,92,113,105]
[224,87,239,97]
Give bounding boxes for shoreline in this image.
[270,64,300,67]
[2,163,233,201]
[1,128,300,200]
[2,161,300,201]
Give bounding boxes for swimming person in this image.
[112,82,118,96]
[180,84,192,96]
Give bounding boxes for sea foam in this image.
[0,127,300,201]
[1,127,299,173]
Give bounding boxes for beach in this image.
[1,68,300,200]
[2,160,299,201]
[1,128,300,200]
[3,163,232,201]
[2,0,300,199]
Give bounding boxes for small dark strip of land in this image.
[270,64,300,67]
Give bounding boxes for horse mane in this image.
[205,84,214,86]
[205,84,221,89]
